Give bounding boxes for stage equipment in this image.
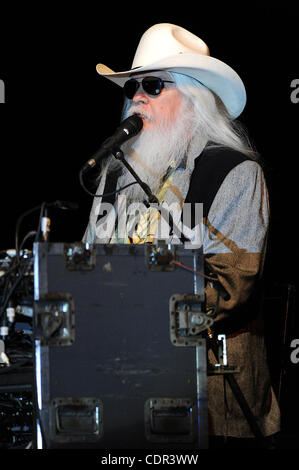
[0,248,34,448]
[32,241,211,449]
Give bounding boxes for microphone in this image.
[81,114,143,174]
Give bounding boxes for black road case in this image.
[33,242,209,449]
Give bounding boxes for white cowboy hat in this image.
[96,23,246,119]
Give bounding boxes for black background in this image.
[0,5,298,283]
[0,4,298,447]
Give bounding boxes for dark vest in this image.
[185,145,248,219]
[97,145,249,225]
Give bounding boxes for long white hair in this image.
[167,72,258,160]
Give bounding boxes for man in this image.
[83,23,280,447]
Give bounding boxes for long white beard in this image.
[84,98,208,245]
[116,101,195,203]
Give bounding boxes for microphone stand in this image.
[112,147,190,243]
[113,148,158,205]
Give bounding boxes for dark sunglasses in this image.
[123,76,173,99]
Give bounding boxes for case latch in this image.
[34,292,75,346]
[63,242,96,270]
[170,293,213,346]
[146,243,177,271]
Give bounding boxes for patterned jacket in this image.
[185,145,280,437]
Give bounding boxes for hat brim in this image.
[96,53,246,119]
